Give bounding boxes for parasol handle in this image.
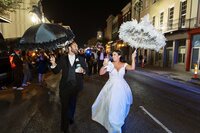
[132,47,137,53]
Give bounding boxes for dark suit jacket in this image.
[97,51,106,61]
[51,54,87,91]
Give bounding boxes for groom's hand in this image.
[76,67,86,74]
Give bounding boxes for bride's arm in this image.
[126,50,136,71]
[99,66,107,75]
[99,58,109,75]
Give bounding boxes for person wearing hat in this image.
[50,40,87,133]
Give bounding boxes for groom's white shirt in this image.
[68,54,75,66]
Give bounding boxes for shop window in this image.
[155,51,162,62]
[178,46,185,63]
[191,49,199,69]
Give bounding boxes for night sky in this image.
[42,0,130,46]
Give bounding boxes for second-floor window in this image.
[160,12,164,27]
[123,11,131,22]
[112,23,118,33]
[152,0,157,4]
[180,0,187,27]
[152,16,156,27]
[168,7,174,30]
[145,0,149,8]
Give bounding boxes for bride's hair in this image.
[113,50,121,55]
[112,50,126,62]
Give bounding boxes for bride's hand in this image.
[132,50,137,59]
[103,58,109,67]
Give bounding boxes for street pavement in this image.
[0,66,199,133]
[0,83,45,133]
[31,73,166,133]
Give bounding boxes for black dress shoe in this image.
[69,119,74,125]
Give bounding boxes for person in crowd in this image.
[78,48,86,59]
[12,50,24,90]
[97,47,106,72]
[21,51,31,86]
[85,49,93,76]
[36,51,48,85]
[92,49,98,74]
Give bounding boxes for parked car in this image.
[0,33,12,89]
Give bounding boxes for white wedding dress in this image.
[92,61,133,133]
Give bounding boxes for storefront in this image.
[187,28,200,71]
[191,34,200,70]
[164,41,173,68]
[164,31,188,70]
[0,16,11,23]
[155,49,163,67]
[173,39,186,70]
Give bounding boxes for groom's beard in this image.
[71,48,78,55]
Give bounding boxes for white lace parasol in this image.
[119,14,166,52]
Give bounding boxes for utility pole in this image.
[134,0,143,22]
[38,0,45,23]
[133,0,143,65]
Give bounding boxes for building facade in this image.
[0,0,50,40]
[120,2,132,61]
[131,0,200,72]
[0,0,38,39]
[105,2,132,61]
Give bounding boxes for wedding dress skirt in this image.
[92,62,133,133]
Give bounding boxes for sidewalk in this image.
[136,65,200,86]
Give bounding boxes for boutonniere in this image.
[75,58,79,62]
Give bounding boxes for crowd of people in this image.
[5,42,136,133]
[7,46,112,90]
[81,47,112,76]
[9,49,50,90]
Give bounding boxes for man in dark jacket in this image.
[50,41,87,133]
[12,50,24,90]
[97,47,106,73]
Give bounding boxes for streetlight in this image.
[30,12,40,24]
[31,14,37,23]
[38,0,45,23]
[133,0,143,65]
[30,0,45,24]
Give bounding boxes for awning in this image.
[0,16,11,23]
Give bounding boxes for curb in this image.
[134,70,200,95]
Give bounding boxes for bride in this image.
[92,50,136,133]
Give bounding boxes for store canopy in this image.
[0,16,11,23]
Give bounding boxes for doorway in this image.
[191,47,200,70]
[166,48,173,67]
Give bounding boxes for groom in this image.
[50,41,87,133]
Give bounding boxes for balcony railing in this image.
[165,17,197,32]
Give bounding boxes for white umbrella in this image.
[119,14,166,51]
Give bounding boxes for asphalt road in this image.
[126,71,200,133]
[0,71,199,133]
